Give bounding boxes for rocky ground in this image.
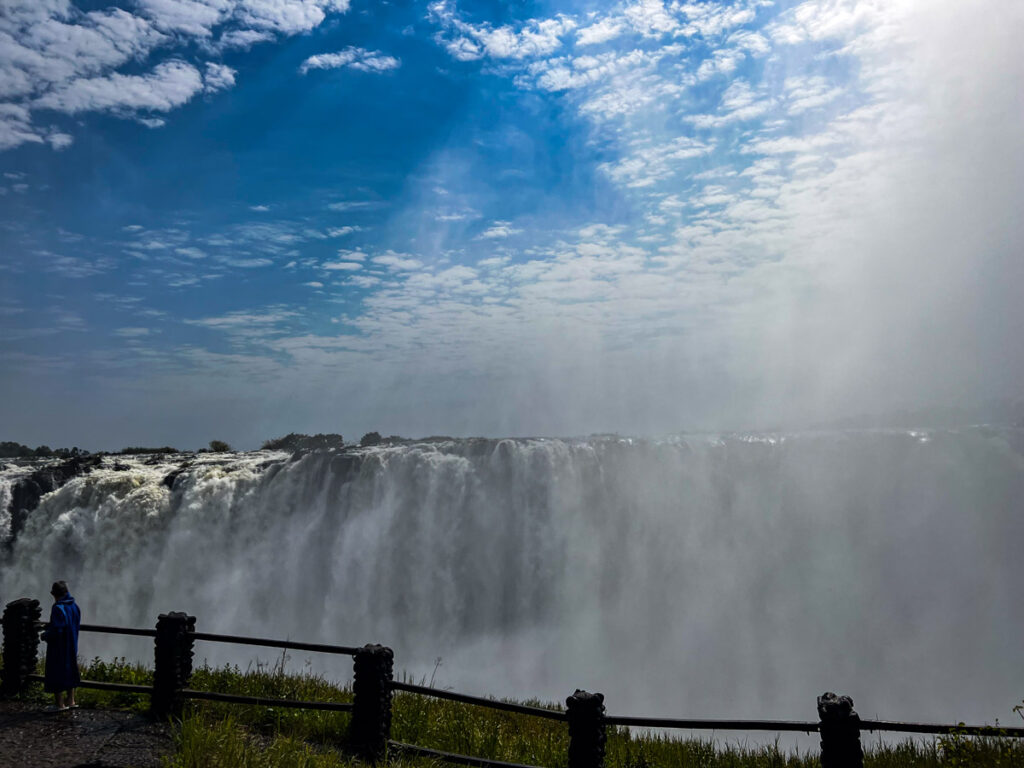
[0,701,172,768]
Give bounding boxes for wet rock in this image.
[161,463,191,490]
[5,455,102,547]
[330,454,361,476]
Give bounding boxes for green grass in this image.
[168,715,360,768]
[5,653,1024,767]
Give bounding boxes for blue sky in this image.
[2,0,1022,448]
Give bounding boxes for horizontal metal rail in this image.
[190,631,361,656]
[26,674,353,712]
[27,674,152,695]
[182,688,354,712]
[604,715,818,733]
[860,720,1024,738]
[390,740,547,768]
[390,681,566,722]
[604,715,1024,738]
[81,623,158,638]
[33,621,358,654]
[33,621,157,637]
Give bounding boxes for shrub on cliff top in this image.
[360,431,382,447]
[261,433,345,451]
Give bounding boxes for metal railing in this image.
[3,598,1022,768]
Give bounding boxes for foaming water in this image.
[2,429,1022,732]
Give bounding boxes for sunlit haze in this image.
[1,0,1022,448]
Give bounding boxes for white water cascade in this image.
[2,429,1022,733]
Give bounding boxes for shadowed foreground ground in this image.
[0,701,172,768]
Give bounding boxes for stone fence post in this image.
[818,692,864,768]
[152,611,196,720]
[349,644,394,762]
[567,689,606,768]
[1,598,43,698]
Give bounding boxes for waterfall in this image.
[2,429,1022,730]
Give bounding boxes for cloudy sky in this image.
[1,0,1022,449]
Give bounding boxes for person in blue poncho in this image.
[41,580,81,711]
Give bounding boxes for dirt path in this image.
[0,701,173,768]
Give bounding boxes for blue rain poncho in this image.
[42,594,81,693]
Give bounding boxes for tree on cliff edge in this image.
[209,440,232,452]
[360,432,382,447]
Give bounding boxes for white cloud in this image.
[203,221,324,252]
[767,0,874,46]
[224,257,273,268]
[576,16,627,47]
[235,0,350,35]
[327,200,386,211]
[46,131,71,149]
[35,250,114,278]
[372,252,423,271]
[114,327,151,337]
[744,131,842,156]
[600,135,712,187]
[528,48,666,93]
[0,104,45,151]
[203,62,236,92]
[686,79,772,127]
[678,3,757,37]
[214,28,274,50]
[322,261,363,271]
[429,1,575,61]
[0,0,351,152]
[185,307,297,336]
[623,0,679,37]
[336,249,367,260]
[784,74,843,114]
[34,60,204,115]
[300,47,400,74]
[519,45,690,122]
[135,0,231,37]
[0,8,168,98]
[727,29,771,56]
[348,275,381,288]
[479,221,523,239]
[694,46,745,81]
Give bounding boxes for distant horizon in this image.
[4,397,1022,455]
